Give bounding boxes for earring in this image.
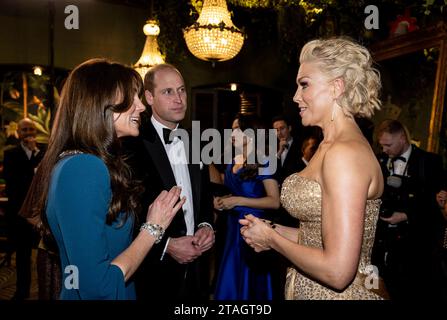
[331,105,336,121]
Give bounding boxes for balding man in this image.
[3,118,44,300]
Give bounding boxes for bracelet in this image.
[197,222,213,230]
[140,222,165,244]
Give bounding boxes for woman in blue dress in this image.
[20,59,185,299]
[214,114,280,300]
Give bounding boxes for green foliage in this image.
[0,71,53,160]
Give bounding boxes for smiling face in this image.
[113,94,146,138]
[293,62,336,127]
[145,68,187,129]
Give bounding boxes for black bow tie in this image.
[162,128,181,144]
[392,156,406,162]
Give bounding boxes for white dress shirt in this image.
[151,117,195,236]
[21,142,39,160]
[278,137,293,166]
[388,145,412,176]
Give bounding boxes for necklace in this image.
[58,149,84,159]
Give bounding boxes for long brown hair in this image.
[20,58,143,234]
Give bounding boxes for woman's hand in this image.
[213,194,236,210]
[436,190,447,209]
[146,186,186,229]
[239,214,273,252]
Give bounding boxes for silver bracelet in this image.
[140,222,165,244]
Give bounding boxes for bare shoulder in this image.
[324,140,368,165]
[323,139,377,177]
[323,139,382,199]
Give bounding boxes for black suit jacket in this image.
[122,115,213,300]
[376,145,444,247]
[276,139,303,185]
[3,144,44,217]
[3,144,44,247]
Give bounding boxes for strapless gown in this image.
[281,174,385,300]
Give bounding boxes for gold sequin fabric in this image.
[281,174,384,300]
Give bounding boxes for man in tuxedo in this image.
[372,119,444,300]
[272,115,302,184]
[3,118,44,300]
[123,64,215,300]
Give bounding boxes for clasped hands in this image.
[239,214,274,252]
[213,194,239,211]
[168,227,215,264]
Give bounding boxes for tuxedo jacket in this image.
[377,144,444,246]
[276,139,303,185]
[3,144,45,217]
[122,115,213,300]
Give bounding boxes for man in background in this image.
[3,118,44,300]
[373,119,444,300]
[272,115,302,185]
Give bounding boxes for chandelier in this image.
[183,0,245,62]
[134,19,165,79]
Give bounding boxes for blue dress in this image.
[214,163,275,300]
[46,154,135,300]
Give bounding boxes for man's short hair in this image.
[143,63,183,94]
[376,119,410,142]
[272,115,290,127]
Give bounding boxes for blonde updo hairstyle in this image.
[299,37,381,118]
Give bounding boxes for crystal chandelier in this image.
[134,19,165,79]
[183,0,245,62]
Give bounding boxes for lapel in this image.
[141,121,201,221]
[406,145,420,178]
[16,145,36,169]
[141,120,177,189]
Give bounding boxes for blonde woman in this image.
[240,38,387,299]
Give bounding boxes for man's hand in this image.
[380,211,408,224]
[167,236,202,264]
[277,139,288,157]
[193,226,215,253]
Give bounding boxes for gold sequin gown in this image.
[281,174,384,300]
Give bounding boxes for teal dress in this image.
[46,154,135,300]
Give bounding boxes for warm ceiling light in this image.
[230,83,237,91]
[134,19,165,79]
[33,66,42,76]
[183,0,245,63]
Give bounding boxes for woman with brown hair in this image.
[20,58,184,300]
[213,113,280,300]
